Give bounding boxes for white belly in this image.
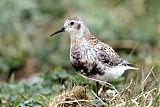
[93,65,127,82]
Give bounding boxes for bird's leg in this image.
[96,81,98,95]
[96,82,104,96]
[96,81,100,95]
[98,85,104,96]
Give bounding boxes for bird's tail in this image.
[125,63,138,70]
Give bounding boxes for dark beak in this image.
[50,27,65,37]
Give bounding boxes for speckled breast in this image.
[70,45,105,77]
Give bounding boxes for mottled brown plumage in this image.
[51,16,138,82]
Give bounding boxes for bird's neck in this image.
[70,29,90,49]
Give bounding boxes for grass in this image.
[49,66,159,107]
[0,65,159,107]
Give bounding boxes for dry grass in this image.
[49,66,159,107]
[49,86,91,107]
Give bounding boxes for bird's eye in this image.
[70,22,74,25]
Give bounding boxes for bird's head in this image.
[50,17,89,37]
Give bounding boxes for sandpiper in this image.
[50,16,138,89]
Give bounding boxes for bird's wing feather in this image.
[96,42,124,66]
[95,41,138,69]
[88,35,138,68]
[88,35,125,67]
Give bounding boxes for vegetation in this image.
[0,0,160,106]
